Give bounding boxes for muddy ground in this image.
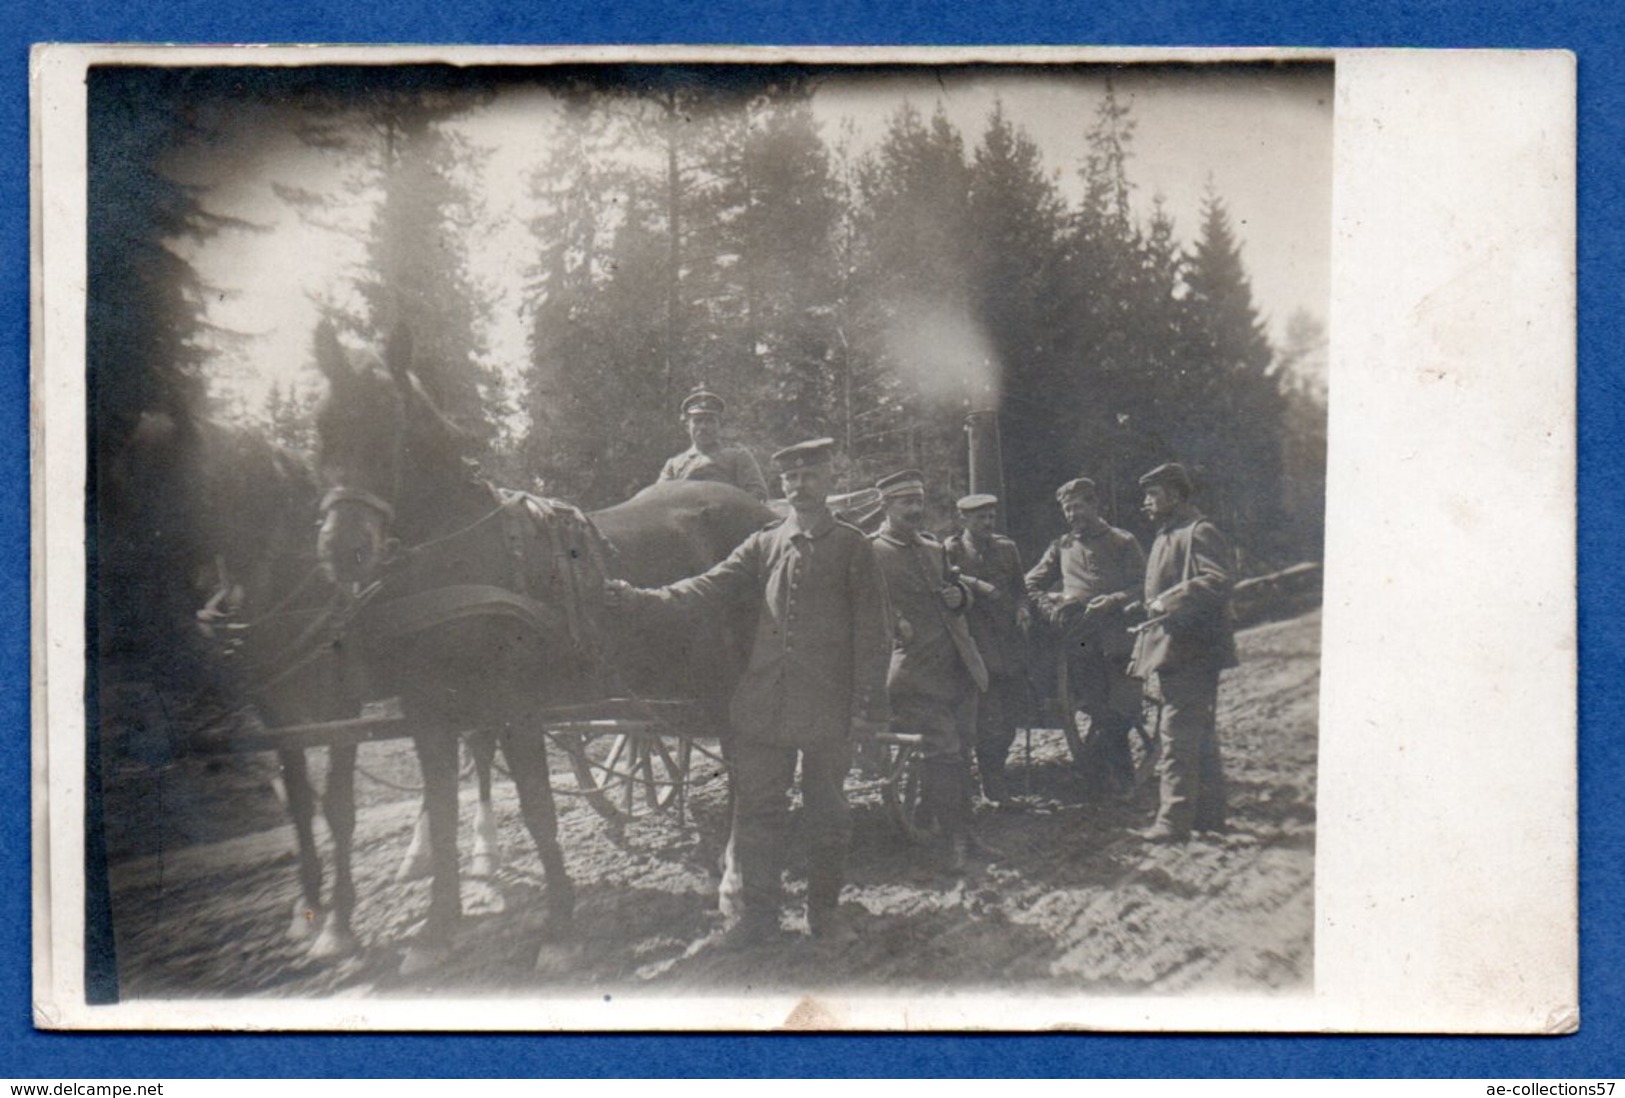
[100,608,1319,1003]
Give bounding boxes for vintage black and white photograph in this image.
[36,46,1574,1031]
[72,54,1331,1016]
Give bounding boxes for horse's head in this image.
[312,319,408,587]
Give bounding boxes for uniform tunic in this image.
[1026,518,1147,791]
[872,523,986,763]
[1129,503,1237,835]
[658,445,770,502]
[1127,506,1238,679]
[632,505,891,917]
[944,531,1027,679]
[643,508,891,744]
[1025,520,1145,630]
[944,530,1031,790]
[873,526,988,700]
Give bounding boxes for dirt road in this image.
[103,609,1319,1002]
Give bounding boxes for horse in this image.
[310,321,772,972]
[98,411,368,957]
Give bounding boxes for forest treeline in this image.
[92,66,1329,668]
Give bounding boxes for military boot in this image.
[806,848,858,944]
[982,762,1025,808]
[923,756,971,874]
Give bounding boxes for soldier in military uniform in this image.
[658,387,770,501]
[1024,476,1146,795]
[1128,462,1238,843]
[606,439,891,945]
[943,494,1031,806]
[870,470,991,872]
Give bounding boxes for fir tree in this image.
[1176,185,1287,560]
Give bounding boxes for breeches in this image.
[730,739,852,914]
[1151,667,1226,832]
[1067,645,1140,724]
[892,690,974,837]
[972,674,1024,771]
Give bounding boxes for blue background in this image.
[8,0,1614,1079]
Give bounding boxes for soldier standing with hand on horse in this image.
[943,493,1032,808]
[870,470,997,874]
[658,387,770,502]
[1025,476,1146,797]
[605,438,891,947]
[1129,462,1239,843]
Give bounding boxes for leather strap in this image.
[319,485,396,523]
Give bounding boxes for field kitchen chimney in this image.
[964,409,1007,530]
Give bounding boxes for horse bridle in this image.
[320,478,518,569]
[319,485,397,525]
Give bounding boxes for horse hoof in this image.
[399,939,452,977]
[289,904,325,941]
[309,922,360,960]
[532,940,582,976]
[469,853,498,879]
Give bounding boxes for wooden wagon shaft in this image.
[188,696,710,755]
[193,706,928,756]
[188,713,447,755]
[1232,561,1321,595]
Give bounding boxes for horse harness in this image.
[339,481,614,659]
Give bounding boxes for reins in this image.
[390,497,509,561]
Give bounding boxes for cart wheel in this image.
[1056,652,1091,770]
[551,730,623,822]
[553,727,692,821]
[1132,700,1162,786]
[1063,715,1092,771]
[879,741,930,842]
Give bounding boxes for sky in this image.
[171,61,1333,422]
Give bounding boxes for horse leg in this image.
[498,728,575,962]
[311,743,360,958]
[468,731,500,879]
[395,809,433,883]
[278,748,326,941]
[717,746,743,919]
[400,730,462,975]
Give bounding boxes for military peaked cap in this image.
[1138,462,1195,496]
[1055,477,1098,503]
[680,387,726,417]
[771,437,836,471]
[956,493,999,513]
[876,469,926,499]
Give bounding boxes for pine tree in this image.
[89,68,263,669]
[700,85,842,447]
[521,76,847,503]
[1046,79,1161,536]
[1176,185,1287,561]
[276,77,499,465]
[1276,308,1329,559]
[845,102,976,508]
[966,100,1070,546]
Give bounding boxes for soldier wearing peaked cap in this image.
[1129,462,1238,844]
[944,494,1032,806]
[870,469,994,872]
[1025,475,1147,797]
[606,437,891,946]
[658,386,770,501]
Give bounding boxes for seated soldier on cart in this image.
[1024,476,1146,796]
